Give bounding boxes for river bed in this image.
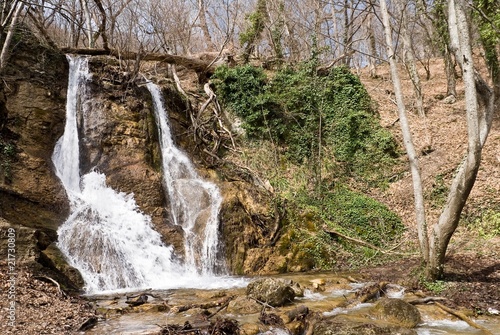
[82,272,499,335]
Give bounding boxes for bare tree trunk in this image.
[444,47,457,97]
[198,0,216,51]
[427,0,493,280]
[367,7,378,78]
[342,0,352,65]
[380,0,429,262]
[398,1,425,117]
[93,0,109,50]
[81,0,94,48]
[331,0,341,59]
[0,1,23,71]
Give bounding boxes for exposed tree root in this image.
[33,275,68,298]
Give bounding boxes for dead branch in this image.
[316,51,355,75]
[408,297,448,305]
[323,226,412,255]
[126,292,162,299]
[171,296,235,313]
[435,302,494,335]
[206,300,231,319]
[126,294,148,307]
[357,282,389,303]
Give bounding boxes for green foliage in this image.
[473,0,500,77]
[422,279,447,294]
[428,174,449,208]
[466,208,500,239]
[213,62,399,185]
[212,65,284,138]
[320,186,405,247]
[430,0,451,54]
[240,0,268,62]
[213,60,404,269]
[276,184,404,270]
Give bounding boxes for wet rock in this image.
[313,320,418,335]
[285,305,309,323]
[310,278,326,292]
[372,298,421,328]
[37,244,85,290]
[226,296,261,314]
[240,323,260,335]
[246,278,299,307]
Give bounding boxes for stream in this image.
[83,272,499,335]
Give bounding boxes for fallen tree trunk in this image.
[435,302,494,335]
[60,48,219,74]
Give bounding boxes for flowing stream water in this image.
[53,56,243,294]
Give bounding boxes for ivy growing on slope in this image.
[213,61,404,270]
[212,61,399,185]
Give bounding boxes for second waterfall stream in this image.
[53,55,243,294]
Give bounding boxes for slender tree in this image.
[379,0,429,265]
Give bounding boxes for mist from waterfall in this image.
[53,56,242,294]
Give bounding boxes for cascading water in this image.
[146,82,223,275]
[53,55,241,294]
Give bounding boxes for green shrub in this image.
[321,186,405,247]
[213,63,399,185]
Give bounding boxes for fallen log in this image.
[60,48,220,74]
[125,294,148,307]
[322,225,411,255]
[408,296,448,305]
[435,302,494,335]
[357,281,389,303]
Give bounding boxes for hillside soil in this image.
[357,58,499,315]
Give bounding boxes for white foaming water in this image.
[146,82,224,275]
[53,56,244,294]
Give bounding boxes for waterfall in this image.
[147,82,224,275]
[53,55,241,294]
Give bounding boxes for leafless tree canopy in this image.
[0,1,444,66]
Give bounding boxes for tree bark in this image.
[380,0,429,262]
[367,5,378,78]
[93,0,109,50]
[81,0,94,48]
[427,0,492,280]
[398,0,425,117]
[198,0,216,51]
[0,1,23,71]
[61,47,220,74]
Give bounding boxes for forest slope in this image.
[358,58,499,258]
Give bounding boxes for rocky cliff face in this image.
[0,33,281,288]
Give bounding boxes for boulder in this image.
[226,296,261,314]
[313,321,418,335]
[372,298,421,328]
[246,278,300,307]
